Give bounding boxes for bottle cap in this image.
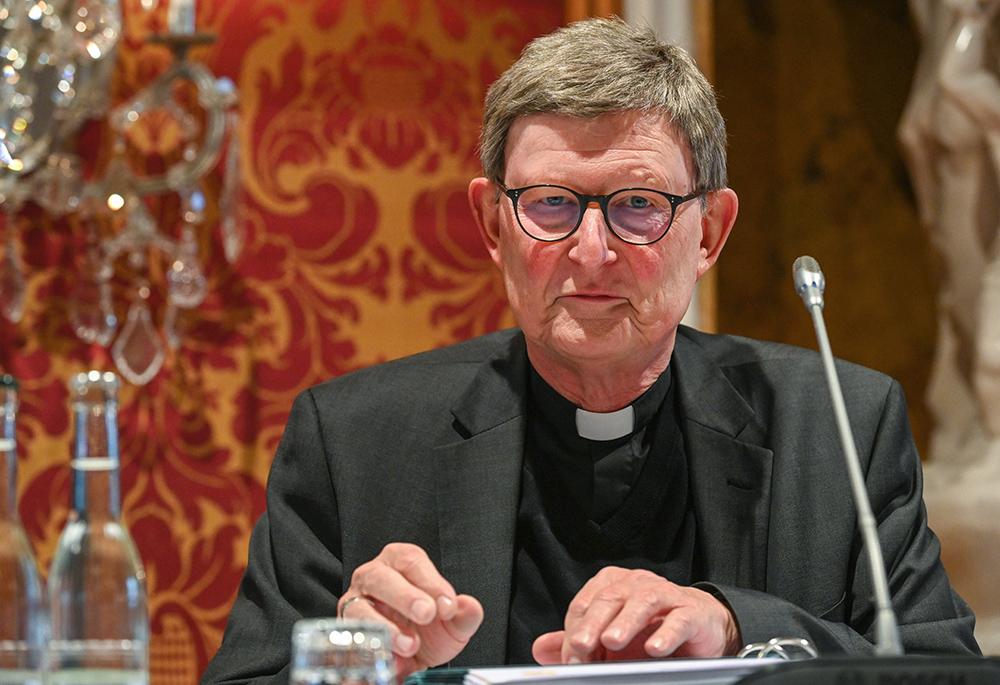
[69,370,120,390]
[68,371,120,404]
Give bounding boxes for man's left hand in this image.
[531,567,742,665]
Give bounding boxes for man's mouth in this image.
[562,292,625,303]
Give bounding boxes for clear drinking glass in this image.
[290,619,395,685]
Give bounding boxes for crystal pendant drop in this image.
[33,153,82,216]
[70,0,122,61]
[179,185,206,225]
[163,300,180,350]
[221,212,245,265]
[127,200,157,241]
[167,226,206,308]
[218,109,244,263]
[0,231,26,323]
[111,283,165,385]
[97,145,139,216]
[70,225,116,344]
[0,133,14,168]
[50,33,79,110]
[0,19,38,168]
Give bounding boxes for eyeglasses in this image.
[502,184,704,246]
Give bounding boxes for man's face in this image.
[470,110,736,378]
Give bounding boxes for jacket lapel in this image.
[435,332,528,667]
[672,332,774,590]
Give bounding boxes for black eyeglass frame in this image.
[501,184,705,246]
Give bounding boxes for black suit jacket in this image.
[202,327,979,684]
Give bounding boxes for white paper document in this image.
[461,657,774,685]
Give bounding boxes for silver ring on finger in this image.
[339,595,376,618]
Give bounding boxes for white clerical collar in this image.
[575,405,635,441]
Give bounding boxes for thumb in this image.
[532,631,565,665]
[445,595,484,642]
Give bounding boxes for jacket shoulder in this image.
[302,328,523,412]
[677,325,891,382]
[674,325,899,418]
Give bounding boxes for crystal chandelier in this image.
[0,0,242,385]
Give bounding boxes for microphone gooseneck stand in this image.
[734,257,999,683]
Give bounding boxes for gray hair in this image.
[480,17,727,192]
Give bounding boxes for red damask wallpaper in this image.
[0,1,564,681]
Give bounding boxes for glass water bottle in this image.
[0,374,48,684]
[48,371,149,685]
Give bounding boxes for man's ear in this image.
[469,177,504,269]
[697,188,739,279]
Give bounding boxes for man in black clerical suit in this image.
[202,17,980,684]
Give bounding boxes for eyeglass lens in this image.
[515,187,675,243]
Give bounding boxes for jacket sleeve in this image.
[201,389,343,685]
[706,379,979,656]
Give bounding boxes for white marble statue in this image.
[898,0,1000,653]
[900,0,1000,473]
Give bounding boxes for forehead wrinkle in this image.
[519,113,674,154]
[505,111,695,194]
[516,146,692,194]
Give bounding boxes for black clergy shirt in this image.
[505,364,700,664]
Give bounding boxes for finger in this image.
[346,562,436,629]
[532,632,565,665]
[351,544,457,625]
[644,606,700,657]
[562,567,629,631]
[598,588,677,651]
[382,544,460,620]
[441,595,484,643]
[563,583,631,658]
[339,595,376,618]
[640,586,740,658]
[381,543,455,591]
[336,592,423,658]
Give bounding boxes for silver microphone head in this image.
[793,255,825,309]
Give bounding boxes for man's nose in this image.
[568,202,616,267]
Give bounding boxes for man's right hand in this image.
[338,542,484,678]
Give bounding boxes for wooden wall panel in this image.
[714,0,936,454]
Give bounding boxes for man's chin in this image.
[546,328,637,363]
[526,319,676,368]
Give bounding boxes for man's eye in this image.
[627,195,651,209]
[542,195,569,206]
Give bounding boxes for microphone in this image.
[792,255,904,657]
[734,257,1000,682]
[792,255,824,310]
